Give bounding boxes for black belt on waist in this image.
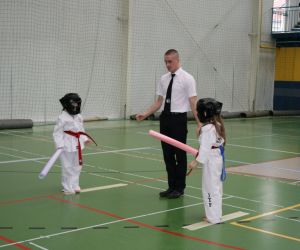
[161,111,187,116]
[211,146,219,149]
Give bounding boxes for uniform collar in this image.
[201,123,214,131]
[170,67,182,76]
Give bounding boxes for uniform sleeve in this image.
[53,117,64,149]
[78,115,89,142]
[156,77,164,97]
[196,130,215,164]
[186,75,197,98]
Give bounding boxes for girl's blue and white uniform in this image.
[196,123,225,224]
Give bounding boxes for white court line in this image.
[0,152,51,165]
[0,145,298,244]
[262,166,300,173]
[226,143,300,155]
[187,138,300,155]
[1,146,298,216]
[86,164,298,213]
[229,133,300,141]
[0,155,48,164]
[0,131,51,142]
[0,145,298,212]
[87,167,255,211]
[189,133,278,142]
[0,144,294,211]
[183,211,249,231]
[290,180,300,184]
[29,242,48,250]
[150,147,253,165]
[275,215,300,223]
[0,202,203,249]
[88,172,203,201]
[141,130,300,141]
[0,145,46,157]
[0,147,152,164]
[0,150,299,248]
[84,147,152,156]
[225,159,252,165]
[229,134,278,140]
[81,183,128,193]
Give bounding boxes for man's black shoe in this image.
[167,190,184,199]
[159,189,173,198]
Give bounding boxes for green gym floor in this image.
[0,116,299,250]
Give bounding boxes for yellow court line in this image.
[239,203,300,222]
[231,203,300,243]
[231,222,300,242]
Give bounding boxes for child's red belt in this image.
[64,131,97,165]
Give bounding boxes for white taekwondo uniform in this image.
[196,123,225,224]
[53,111,88,193]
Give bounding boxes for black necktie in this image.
[164,73,175,113]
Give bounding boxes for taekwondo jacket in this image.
[53,111,88,152]
[196,124,224,165]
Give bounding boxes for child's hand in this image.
[85,139,93,145]
[188,160,198,170]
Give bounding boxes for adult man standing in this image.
[136,49,199,198]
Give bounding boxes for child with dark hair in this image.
[188,98,226,224]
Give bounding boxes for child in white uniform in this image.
[53,93,92,195]
[188,98,226,224]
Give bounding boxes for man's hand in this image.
[136,113,147,121]
[136,96,163,122]
[196,123,202,137]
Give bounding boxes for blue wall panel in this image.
[274,81,300,110]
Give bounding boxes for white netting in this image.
[0,0,276,123]
[0,0,128,122]
[126,0,274,115]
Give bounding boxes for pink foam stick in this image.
[148,130,198,157]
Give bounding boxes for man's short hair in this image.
[165,49,179,58]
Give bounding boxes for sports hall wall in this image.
[0,0,275,123]
[274,47,300,110]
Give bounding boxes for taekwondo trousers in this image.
[60,151,81,193]
[202,149,223,224]
[160,112,188,193]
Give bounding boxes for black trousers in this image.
[160,112,188,193]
